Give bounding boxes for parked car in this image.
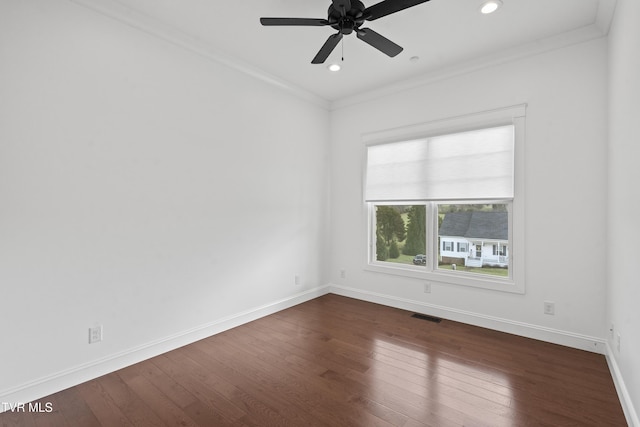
[412,254,427,265]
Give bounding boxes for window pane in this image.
[437,203,509,277]
[374,205,426,267]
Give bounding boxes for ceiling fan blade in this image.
[356,28,403,57]
[260,17,330,26]
[311,33,343,64]
[331,0,352,16]
[364,0,430,21]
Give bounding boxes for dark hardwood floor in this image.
[1,294,627,426]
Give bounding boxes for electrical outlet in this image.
[616,333,621,352]
[424,282,431,293]
[543,301,555,315]
[340,269,346,279]
[89,325,103,344]
[610,323,614,338]
[294,275,301,286]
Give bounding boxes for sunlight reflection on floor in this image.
[371,336,516,426]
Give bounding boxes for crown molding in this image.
[330,23,606,110]
[68,0,331,110]
[66,0,614,113]
[595,0,618,34]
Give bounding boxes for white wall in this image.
[330,38,609,350]
[607,0,640,423]
[1,0,634,421]
[0,0,330,403]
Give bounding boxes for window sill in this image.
[364,262,524,294]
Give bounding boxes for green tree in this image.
[376,206,406,245]
[376,230,389,261]
[403,205,426,255]
[389,240,400,258]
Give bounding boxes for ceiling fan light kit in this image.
[260,0,431,64]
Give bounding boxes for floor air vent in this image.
[411,313,442,323]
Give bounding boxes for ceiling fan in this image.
[260,0,430,64]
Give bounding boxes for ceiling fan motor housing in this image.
[327,0,366,34]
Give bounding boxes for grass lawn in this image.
[382,255,509,277]
[438,264,509,277]
[385,254,416,265]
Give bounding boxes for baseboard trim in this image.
[0,285,331,411]
[5,284,625,419]
[329,284,606,354]
[605,342,639,427]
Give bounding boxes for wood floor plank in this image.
[152,352,248,425]
[0,411,36,427]
[94,373,165,427]
[75,379,134,427]
[126,359,198,409]
[191,337,383,427]
[0,294,627,426]
[47,388,101,427]
[116,366,199,427]
[168,345,319,427]
[219,329,409,426]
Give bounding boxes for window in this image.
[493,244,507,257]
[373,204,426,267]
[364,105,525,293]
[438,203,509,277]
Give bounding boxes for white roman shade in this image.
[365,125,514,202]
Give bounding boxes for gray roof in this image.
[439,211,508,240]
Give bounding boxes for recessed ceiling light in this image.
[410,56,420,63]
[480,0,502,14]
[327,63,341,72]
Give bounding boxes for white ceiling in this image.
[76,0,616,104]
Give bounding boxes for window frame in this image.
[362,105,526,294]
